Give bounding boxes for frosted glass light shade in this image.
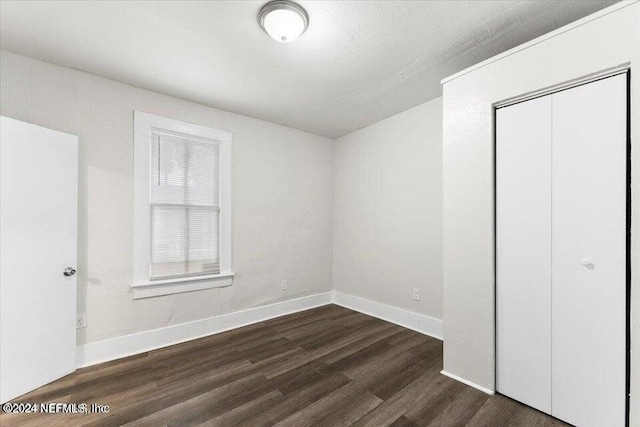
[259,1,308,43]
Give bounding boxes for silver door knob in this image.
[63,267,77,277]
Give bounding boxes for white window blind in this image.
[150,132,220,280]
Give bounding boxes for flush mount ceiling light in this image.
[259,0,309,43]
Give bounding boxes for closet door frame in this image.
[493,69,631,426]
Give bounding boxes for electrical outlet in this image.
[412,288,420,301]
[77,312,87,329]
[281,280,288,291]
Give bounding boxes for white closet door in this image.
[496,95,552,413]
[551,74,627,427]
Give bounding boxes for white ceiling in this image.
[0,1,617,138]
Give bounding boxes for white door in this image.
[496,73,627,426]
[551,74,627,427]
[0,116,78,403]
[496,95,552,414]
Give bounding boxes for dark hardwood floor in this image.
[1,304,568,426]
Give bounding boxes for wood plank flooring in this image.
[0,304,568,426]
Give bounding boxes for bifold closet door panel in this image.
[496,95,552,414]
[551,74,627,427]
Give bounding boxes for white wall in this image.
[333,98,443,321]
[441,3,639,425]
[0,51,334,346]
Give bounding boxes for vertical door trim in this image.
[624,69,631,427]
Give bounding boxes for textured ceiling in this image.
[0,1,617,138]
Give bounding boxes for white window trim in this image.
[132,111,233,299]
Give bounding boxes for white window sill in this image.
[132,272,234,299]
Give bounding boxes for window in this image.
[132,112,232,299]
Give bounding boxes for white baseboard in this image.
[332,291,443,340]
[440,370,495,395]
[76,291,332,368]
[77,290,445,368]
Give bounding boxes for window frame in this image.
[132,111,233,299]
